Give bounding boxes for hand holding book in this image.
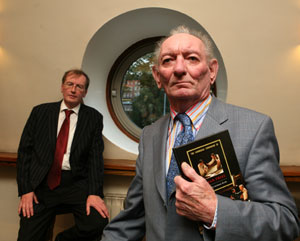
[173,130,249,201]
[174,162,217,225]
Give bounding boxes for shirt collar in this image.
[60,101,80,115]
[169,95,212,128]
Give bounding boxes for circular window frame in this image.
[106,36,217,143]
[83,8,228,155]
[106,37,163,142]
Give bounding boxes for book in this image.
[173,130,249,201]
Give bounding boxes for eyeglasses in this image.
[64,82,85,91]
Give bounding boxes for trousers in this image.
[17,171,108,241]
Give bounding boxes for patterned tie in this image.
[166,113,194,199]
[47,109,73,190]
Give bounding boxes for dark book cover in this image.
[173,130,249,201]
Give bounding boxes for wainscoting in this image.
[104,193,127,220]
[0,152,299,240]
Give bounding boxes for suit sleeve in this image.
[214,116,300,241]
[87,112,105,197]
[16,108,36,196]
[101,130,146,241]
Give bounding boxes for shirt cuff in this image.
[203,200,218,230]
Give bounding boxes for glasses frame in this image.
[64,81,86,91]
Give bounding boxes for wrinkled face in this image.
[61,73,87,109]
[152,33,218,110]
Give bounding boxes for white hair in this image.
[153,25,215,66]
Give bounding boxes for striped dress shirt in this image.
[165,95,212,173]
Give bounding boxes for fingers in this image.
[18,201,22,215]
[86,203,91,216]
[94,205,107,219]
[20,199,33,218]
[33,194,39,204]
[19,192,35,218]
[25,201,34,218]
[93,202,109,219]
[86,195,110,219]
[29,203,34,217]
[181,162,200,182]
[174,162,201,187]
[100,204,110,219]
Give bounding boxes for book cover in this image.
[173,130,249,201]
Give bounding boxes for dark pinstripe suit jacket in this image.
[17,101,104,197]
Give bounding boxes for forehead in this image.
[160,33,205,55]
[65,73,86,84]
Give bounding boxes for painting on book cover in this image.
[174,130,249,201]
[185,139,234,192]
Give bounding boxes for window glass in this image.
[107,37,217,142]
[121,52,170,129]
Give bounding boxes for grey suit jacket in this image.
[17,101,105,197]
[102,96,299,241]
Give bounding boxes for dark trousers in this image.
[17,171,108,241]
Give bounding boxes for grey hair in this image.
[153,25,215,66]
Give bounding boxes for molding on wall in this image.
[0,152,299,182]
[0,152,136,176]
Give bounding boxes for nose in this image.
[173,56,186,77]
[71,85,76,92]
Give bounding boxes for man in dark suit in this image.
[17,69,109,241]
[101,26,299,240]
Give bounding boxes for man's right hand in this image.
[18,192,39,218]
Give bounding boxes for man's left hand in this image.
[86,195,110,219]
[174,162,217,225]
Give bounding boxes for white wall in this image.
[1,0,300,163]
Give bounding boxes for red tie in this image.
[47,109,73,190]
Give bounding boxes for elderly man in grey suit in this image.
[17,69,109,241]
[101,26,300,241]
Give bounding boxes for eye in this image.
[77,84,84,90]
[161,56,174,65]
[188,56,199,62]
[162,58,171,64]
[65,82,74,87]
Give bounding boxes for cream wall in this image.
[1,0,300,162]
[0,0,300,240]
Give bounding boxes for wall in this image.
[0,0,300,240]
[1,0,300,163]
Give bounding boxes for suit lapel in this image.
[196,96,229,140]
[71,104,87,152]
[48,102,61,151]
[153,115,170,205]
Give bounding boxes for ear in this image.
[82,89,87,98]
[208,59,219,85]
[152,65,162,89]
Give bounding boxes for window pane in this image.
[121,52,170,129]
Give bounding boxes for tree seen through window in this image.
[121,53,170,129]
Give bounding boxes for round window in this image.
[107,37,216,142]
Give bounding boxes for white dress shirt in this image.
[57,101,80,170]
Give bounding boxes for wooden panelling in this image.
[0,152,299,181]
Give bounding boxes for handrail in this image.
[0,152,299,181]
[0,152,136,176]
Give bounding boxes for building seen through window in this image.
[107,37,217,141]
[121,52,170,129]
